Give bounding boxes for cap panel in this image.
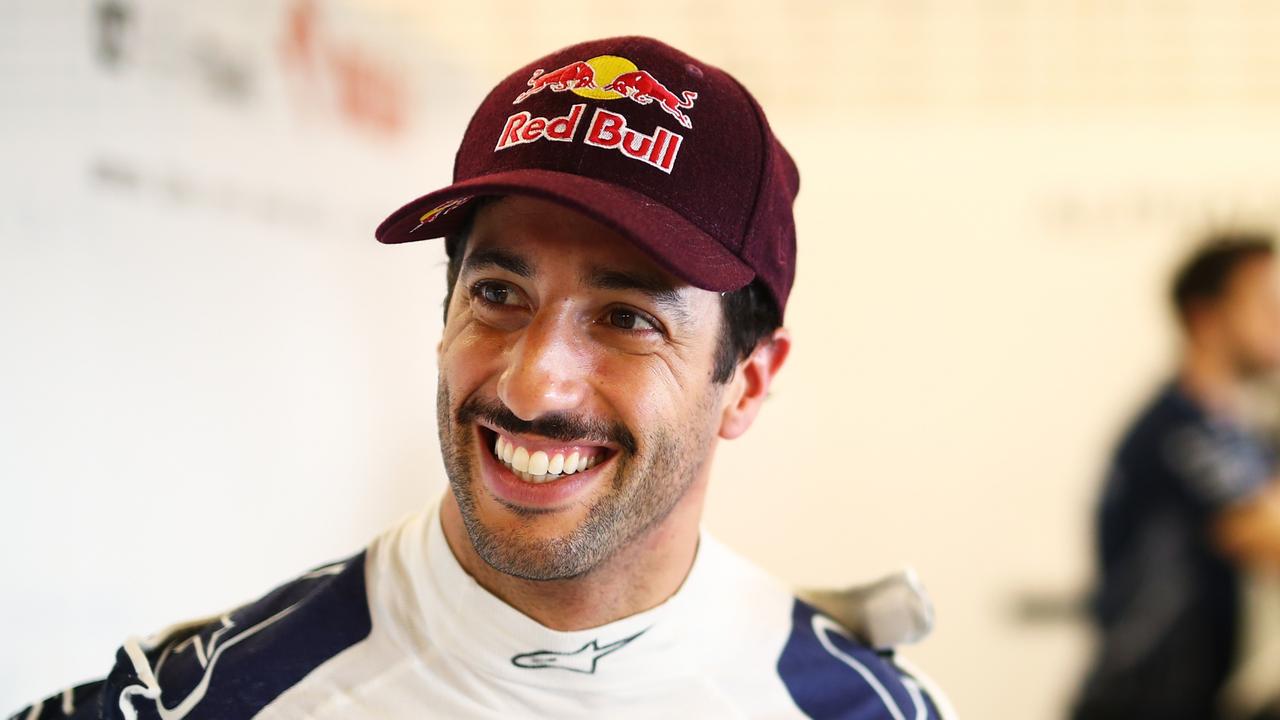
[454,37,762,252]
[741,140,800,314]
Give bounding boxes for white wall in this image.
[7,2,1280,718]
[0,0,466,706]
[711,118,1280,716]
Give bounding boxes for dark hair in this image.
[1172,232,1275,324]
[711,278,781,382]
[442,203,781,384]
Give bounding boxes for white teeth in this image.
[527,450,549,476]
[493,434,609,482]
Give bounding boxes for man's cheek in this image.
[442,321,489,369]
[441,333,505,422]
[439,305,473,351]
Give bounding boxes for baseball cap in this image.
[375,35,800,313]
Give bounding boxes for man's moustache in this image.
[456,396,637,455]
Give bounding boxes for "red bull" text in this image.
[495,104,683,174]
[494,104,585,150]
[582,108,681,173]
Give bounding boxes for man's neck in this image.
[438,486,706,632]
[1179,342,1243,418]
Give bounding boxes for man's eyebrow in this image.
[461,247,534,278]
[588,267,690,315]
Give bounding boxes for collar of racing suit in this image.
[363,501,768,693]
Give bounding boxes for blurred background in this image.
[6,1,1280,717]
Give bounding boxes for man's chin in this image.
[457,492,606,581]
[471,483,594,541]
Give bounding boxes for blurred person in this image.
[8,37,950,719]
[1074,233,1280,720]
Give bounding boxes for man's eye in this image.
[606,308,657,332]
[473,281,521,307]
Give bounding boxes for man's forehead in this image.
[464,196,693,294]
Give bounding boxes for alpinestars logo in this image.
[511,628,647,674]
[495,54,698,174]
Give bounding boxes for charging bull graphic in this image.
[511,629,647,674]
[513,61,598,104]
[604,70,698,129]
[509,55,700,129]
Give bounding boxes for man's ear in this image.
[718,327,791,440]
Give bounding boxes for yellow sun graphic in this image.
[571,55,638,100]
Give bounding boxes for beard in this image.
[436,375,716,581]
[1232,343,1280,380]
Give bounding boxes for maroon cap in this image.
[375,35,800,313]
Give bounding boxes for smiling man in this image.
[10,37,947,720]
[438,197,738,609]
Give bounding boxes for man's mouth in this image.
[478,425,612,484]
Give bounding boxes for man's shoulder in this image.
[1109,383,1214,490]
[9,552,373,720]
[775,597,950,719]
[1112,382,1271,509]
[1118,383,1200,450]
[698,537,951,718]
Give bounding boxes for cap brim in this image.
[374,169,755,293]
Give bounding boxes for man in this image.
[1075,234,1280,719]
[10,37,947,719]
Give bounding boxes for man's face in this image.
[436,196,728,581]
[1218,255,1280,377]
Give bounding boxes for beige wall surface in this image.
[7,2,1280,718]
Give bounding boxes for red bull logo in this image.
[513,55,699,129]
[512,55,698,128]
[497,54,698,173]
[495,104,681,174]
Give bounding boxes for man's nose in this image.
[497,311,590,422]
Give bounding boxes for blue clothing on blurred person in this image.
[1075,380,1274,720]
